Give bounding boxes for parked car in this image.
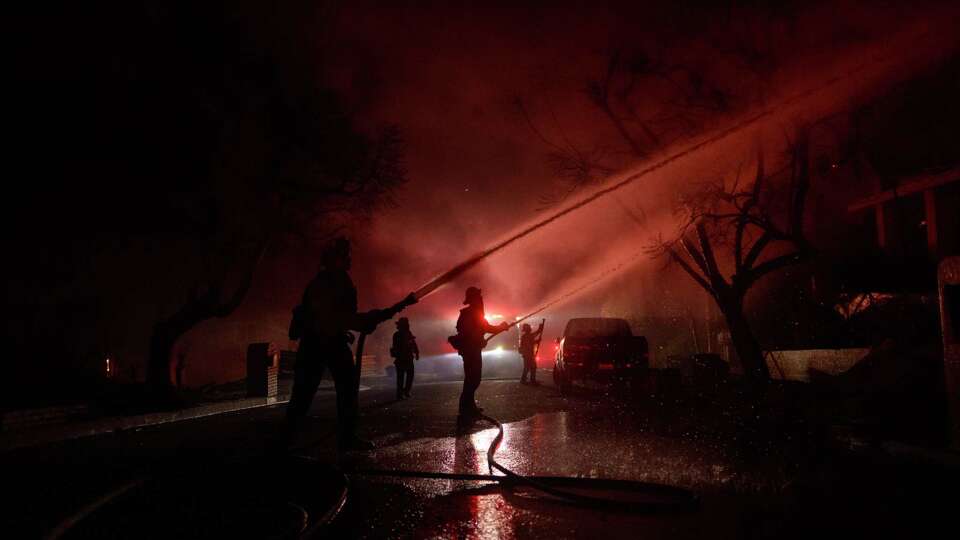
[552,317,649,393]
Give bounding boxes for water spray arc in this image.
[432,250,647,350]
[344,249,695,516]
[351,27,951,522]
[510,250,646,327]
[412,27,941,302]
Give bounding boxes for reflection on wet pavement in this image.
[370,411,787,494]
[357,410,794,538]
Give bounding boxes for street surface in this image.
[3,358,957,539]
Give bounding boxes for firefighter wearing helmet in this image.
[453,286,508,418]
[284,237,416,453]
[391,317,419,399]
[518,320,544,384]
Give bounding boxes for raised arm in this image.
[354,293,418,332]
[480,316,502,334]
[533,321,545,339]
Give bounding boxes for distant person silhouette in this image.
[284,237,416,453]
[518,321,544,385]
[452,287,508,419]
[391,317,419,399]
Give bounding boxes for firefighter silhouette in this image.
[284,237,416,452]
[391,317,419,399]
[453,286,508,418]
[519,321,544,384]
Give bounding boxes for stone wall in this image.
[764,348,870,382]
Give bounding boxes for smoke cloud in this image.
[317,1,959,355]
[168,1,959,383]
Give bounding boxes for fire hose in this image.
[46,303,693,540]
[347,413,699,514]
[347,311,698,518]
[334,22,949,511]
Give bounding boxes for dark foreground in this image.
[3,370,957,539]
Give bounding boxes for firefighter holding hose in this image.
[451,286,508,419]
[519,320,544,385]
[285,237,416,453]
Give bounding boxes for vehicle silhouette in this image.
[552,318,649,394]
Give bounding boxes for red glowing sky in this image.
[32,1,952,385]
[313,1,957,324]
[10,1,960,391]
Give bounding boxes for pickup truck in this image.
[552,317,649,393]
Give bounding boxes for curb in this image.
[1,374,394,453]
[1,395,290,453]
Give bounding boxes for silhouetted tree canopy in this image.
[7,1,406,399]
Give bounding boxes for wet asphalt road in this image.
[322,375,789,539]
[4,365,958,539]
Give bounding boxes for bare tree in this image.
[145,118,405,399]
[651,132,813,385]
[520,30,798,387]
[130,4,408,399]
[584,49,733,156]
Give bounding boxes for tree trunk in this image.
[688,309,701,352]
[146,319,189,401]
[144,241,268,400]
[718,294,769,386]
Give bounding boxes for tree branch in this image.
[695,222,724,291]
[515,98,568,154]
[789,132,810,237]
[741,230,772,271]
[211,239,270,318]
[592,50,647,157]
[680,235,710,278]
[668,247,715,297]
[742,251,805,288]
